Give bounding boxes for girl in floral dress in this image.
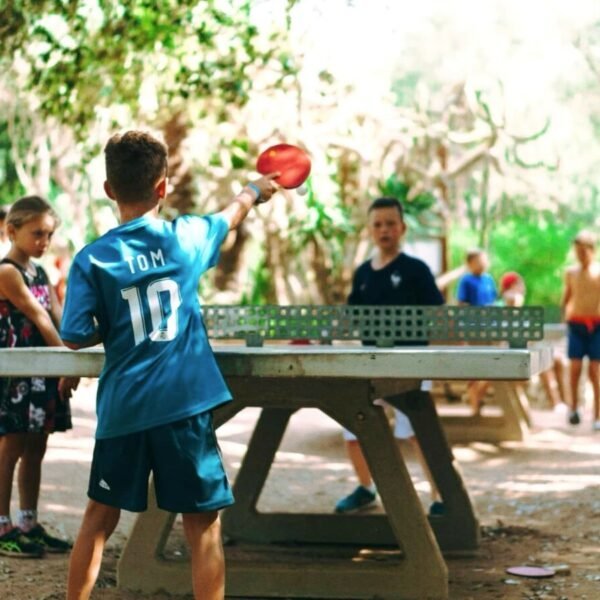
[0,196,78,557]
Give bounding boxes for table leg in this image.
[117,481,187,593]
[221,407,296,537]
[387,390,480,552]
[118,379,450,599]
[222,379,448,599]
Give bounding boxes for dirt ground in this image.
[2,379,599,600]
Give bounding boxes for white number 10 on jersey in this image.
[121,278,182,345]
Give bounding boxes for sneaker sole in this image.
[0,548,44,559]
[334,501,378,514]
[24,539,71,554]
[42,546,71,554]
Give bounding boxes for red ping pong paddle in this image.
[256,144,311,189]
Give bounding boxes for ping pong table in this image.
[0,305,552,599]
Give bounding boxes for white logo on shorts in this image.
[99,479,111,491]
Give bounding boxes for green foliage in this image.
[240,255,273,306]
[0,121,25,206]
[489,209,581,307]
[0,1,294,138]
[448,226,480,268]
[391,71,421,106]
[377,173,439,236]
[288,177,354,275]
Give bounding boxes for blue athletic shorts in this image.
[88,411,235,513]
[567,322,600,360]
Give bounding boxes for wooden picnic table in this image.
[0,342,552,600]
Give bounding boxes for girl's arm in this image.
[0,264,80,399]
[48,277,63,328]
[47,277,81,398]
[0,264,62,346]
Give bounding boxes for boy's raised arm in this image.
[219,174,279,231]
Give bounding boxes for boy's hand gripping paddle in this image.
[256,144,311,192]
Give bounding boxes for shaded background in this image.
[1,0,600,313]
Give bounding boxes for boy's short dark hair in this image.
[105,131,168,204]
[368,197,404,219]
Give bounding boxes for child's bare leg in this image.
[0,434,26,532]
[17,433,47,517]
[569,359,583,411]
[467,381,489,415]
[182,511,225,600]
[67,500,120,600]
[539,370,561,408]
[588,360,600,420]
[345,440,373,488]
[553,357,567,405]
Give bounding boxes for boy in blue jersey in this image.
[456,248,497,307]
[456,248,497,414]
[60,130,277,600]
[335,197,445,516]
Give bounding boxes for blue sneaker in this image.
[428,501,446,517]
[335,485,377,513]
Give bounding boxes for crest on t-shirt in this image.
[391,272,402,288]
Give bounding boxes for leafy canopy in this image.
[0,0,294,136]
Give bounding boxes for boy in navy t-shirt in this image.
[60,131,278,600]
[335,197,445,516]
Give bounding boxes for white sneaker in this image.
[553,402,568,415]
[592,420,600,432]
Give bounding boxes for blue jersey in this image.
[61,214,231,439]
[456,272,497,306]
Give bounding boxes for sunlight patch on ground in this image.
[531,428,579,442]
[49,436,94,450]
[44,503,84,516]
[217,421,255,437]
[497,473,600,492]
[220,440,332,464]
[44,447,93,463]
[40,483,73,493]
[517,473,600,484]
[452,447,483,462]
[467,442,502,453]
[511,437,600,455]
[71,415,99,430]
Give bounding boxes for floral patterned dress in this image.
[0,258,71,434]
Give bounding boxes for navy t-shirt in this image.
[348,252,444,306]
[348,252,444,346]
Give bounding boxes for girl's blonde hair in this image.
[6,196,59,229]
